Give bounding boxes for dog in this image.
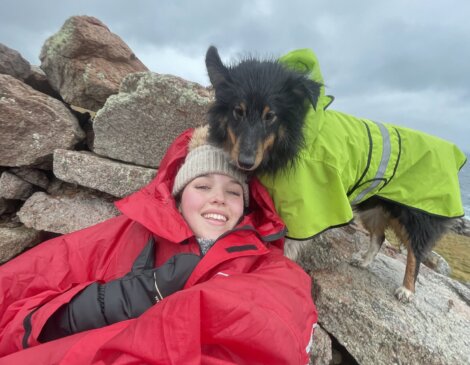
[204,46,467,302]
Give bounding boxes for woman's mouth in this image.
[202,213,228,222]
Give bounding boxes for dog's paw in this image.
[350,252,370,268]
[394,286,414,303]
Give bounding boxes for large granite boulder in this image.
[0,43,31,81]
[451,217,470,237]
[0,225,41,264]
[24,65,62,100]
[53,149,156,197]
[309,326,333,365]
[0,172,34,200]
[92,72,213,167]
[0,74,85,167]
[39,16,148,111]
[298,227,470,365]
[18,185,119,234]
[9,167,49,190]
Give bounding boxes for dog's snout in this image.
[238,152,256,170]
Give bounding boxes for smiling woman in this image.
[172,138,249,243]
[0,125,317,364]
[179,174,245,241]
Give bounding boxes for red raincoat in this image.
[0,129,317,364]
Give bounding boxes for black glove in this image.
[39,237,200,342]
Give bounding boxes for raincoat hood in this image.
[116,128,286,247]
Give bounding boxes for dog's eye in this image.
[264,111,276,123]
[233,106,245,120]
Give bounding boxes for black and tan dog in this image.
[204,46,466,302]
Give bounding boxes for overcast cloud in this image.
[1,0,469,151]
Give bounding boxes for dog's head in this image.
[205,46,321,174]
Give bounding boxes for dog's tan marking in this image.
[250,133,276,170]
[233,103,247,120]
[228,127,242,166]
[262,106,277,123]
[388,219,416,302]
[262,106,271,118]
[262,133,276,150]
[354,209,417,302]
[388,218,409,249]
[402,240,417,293]
[278,125,286,141]
[227,126,237,147]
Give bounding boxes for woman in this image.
[0,126,317,364]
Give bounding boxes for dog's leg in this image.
[351,233,385,268]
[351,204,388,267]
[394,239,418,303]
[392,209,449,303]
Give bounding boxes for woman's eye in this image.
[227,190,241,196]
[195,185,210,190]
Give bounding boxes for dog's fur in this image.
[205,46,455,302]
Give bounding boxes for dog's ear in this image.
[206,46,230,88]
[293,78,321,111]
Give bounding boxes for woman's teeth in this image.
[203,213,227,222]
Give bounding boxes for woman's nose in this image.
[210,188,225,204]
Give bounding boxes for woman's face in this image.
[180,174,245,240]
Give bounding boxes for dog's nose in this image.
[238,153,255,170]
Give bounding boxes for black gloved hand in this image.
[39,237,200,342]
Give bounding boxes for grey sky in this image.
[1,0,469,152]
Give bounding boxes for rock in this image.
[0,172,34,200]
[451,217,470,237]
[53,149,156,197]
[299,226,470,365]
[0,43,31,80]
[18,188,119,234]
[309,325,333,365]
[24,65,62,100]
[0,225,41,264]
[423,250,452,277]
[39,16,148,111]
[9,167,49,189]
[0,74,85,166]
[45,177,69,195]
[92,72,213,167]
[296,225,369,271]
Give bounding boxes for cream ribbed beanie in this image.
[172,136,249,206]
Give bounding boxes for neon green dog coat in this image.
[259,49,467,239]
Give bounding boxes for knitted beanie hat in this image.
[172,128,249,206]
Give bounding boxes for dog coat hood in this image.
[260,49,467,240]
